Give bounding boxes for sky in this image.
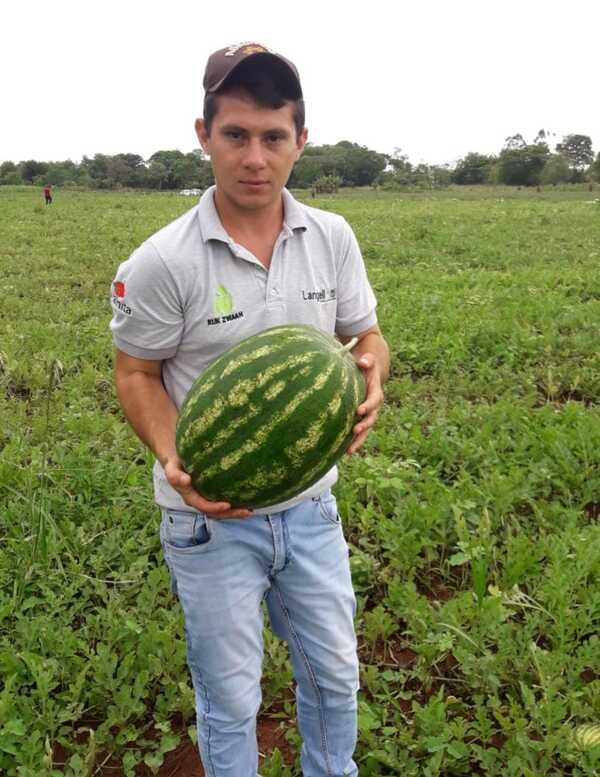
[2,0,599,167]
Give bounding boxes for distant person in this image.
[43,184,53,205]
[110,41,389,776]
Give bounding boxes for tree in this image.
[381,148,414,187]
[81,154,112,187]
[429,164,453,187]
[0,161,17,176]
[503,133,526,150]
[540,154,571,185]
[42,160,83,186]
[452,152,494,185]
[556,134,594,172]
[18,159,48,183]
[592,152,600,183]
[331,141,386,186]
[107,153,146,187]
[497,136,550,186]
[289,142,386,188]
[0,161,21,185]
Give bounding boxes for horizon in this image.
[3,1,599,170]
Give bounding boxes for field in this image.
[1,184,599,776]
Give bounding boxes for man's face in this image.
[195,92,307,212]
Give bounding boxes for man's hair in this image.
[203,58,305,138]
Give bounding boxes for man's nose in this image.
[242,138,267,169]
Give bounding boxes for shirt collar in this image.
[197,186,231,244]
[197,185,309,244]
[282,188,309,232]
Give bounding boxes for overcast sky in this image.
[2,0,599,167]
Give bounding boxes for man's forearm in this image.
[115,372,179,467]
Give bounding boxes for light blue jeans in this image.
[159,490,359,777]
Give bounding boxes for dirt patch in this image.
[53,716,296,776]
[5,380,32,401]
[416,571,460,603]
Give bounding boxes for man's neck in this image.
[213,188,284,241]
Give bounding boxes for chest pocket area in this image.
[284,284,338,333]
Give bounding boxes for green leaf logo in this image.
[214,284,233,316]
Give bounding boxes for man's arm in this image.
[338,325,390,455]
[114,349,252,517]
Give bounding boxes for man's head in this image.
[196,42,308,211]
[202,43,305,138]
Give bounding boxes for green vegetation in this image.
[1,186,599,775]
[1,132,598,191]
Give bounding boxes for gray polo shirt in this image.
[110,186,377,512]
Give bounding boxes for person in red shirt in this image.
[43,184,53,205]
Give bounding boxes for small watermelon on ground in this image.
[573,723,600,750]
[175,324,366,508]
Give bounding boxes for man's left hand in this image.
[347,353,384,455]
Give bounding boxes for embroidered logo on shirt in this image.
[208,284,244,326]
[114,281,126,298]
[112,280,132,315]
[301,288,337,302]
[214,284,234,316]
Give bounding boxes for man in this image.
[43,183,53,205]
[110,42,389,777]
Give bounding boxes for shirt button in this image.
[271,288,278,296]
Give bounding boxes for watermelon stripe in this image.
[181,351,319,461]
[179,351,315,451]
[201,361,338,478]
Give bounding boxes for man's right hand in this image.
[164,456,254,519]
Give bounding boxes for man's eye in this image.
[266,135,282,144]
[225,131,242,140]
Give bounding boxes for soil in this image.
[54,717,295,776]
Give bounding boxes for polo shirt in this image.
[110,186,377,513]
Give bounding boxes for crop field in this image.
[1,184,599,776]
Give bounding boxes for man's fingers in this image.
[347,428,369,456]
[165,463,253,519]
[353,407,379,437]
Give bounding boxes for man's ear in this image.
[295,127,308,160]
[195,118,210,155]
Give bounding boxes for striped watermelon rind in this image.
[573,723,600,750]
[175,324,366,508]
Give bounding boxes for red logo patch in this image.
[114,281,125,298]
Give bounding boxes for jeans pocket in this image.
[316,491,342,525]
[162,509,212,551]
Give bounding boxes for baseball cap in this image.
[203,42,303,99]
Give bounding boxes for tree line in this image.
[1,133,598,191]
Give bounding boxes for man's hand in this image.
[347,353,384,455]
[164,456,253,519]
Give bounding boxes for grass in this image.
[1,184,599,776]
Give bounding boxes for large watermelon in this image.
[175,324,366,508]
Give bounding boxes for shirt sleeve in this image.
[109,241,184,360]
[334,219,378,337]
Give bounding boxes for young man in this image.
[110,42,389,777]
[43,183,52,204]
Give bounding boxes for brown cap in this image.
[203,42,302,99]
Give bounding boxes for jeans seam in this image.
[272,580,333,777]
[194,666,216,777]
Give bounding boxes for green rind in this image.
[175,324,366,508]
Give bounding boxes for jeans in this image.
[159,490,359,777]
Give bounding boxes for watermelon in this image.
[175,324,366,508]
[573,723,600,750]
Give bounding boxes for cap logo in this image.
[242,45,266,55]
[225,41,271,57]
